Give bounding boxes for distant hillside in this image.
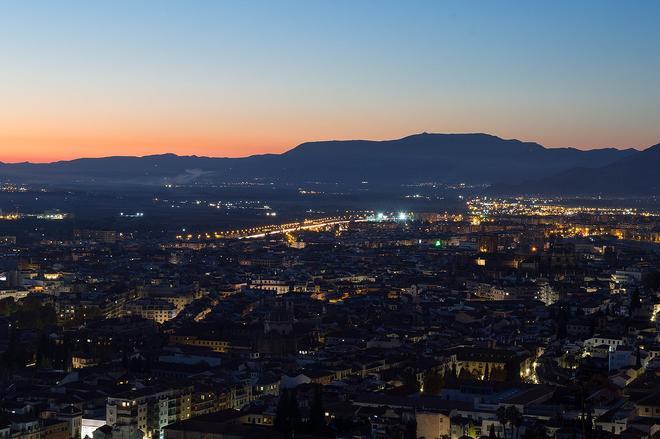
[500,143,660,196]
[276,133,634,185]
[0,133,637,189]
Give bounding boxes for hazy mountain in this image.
[501,143,660,196]
[0,133,638,189]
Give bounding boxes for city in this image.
[1,1,660,439]
[1,193,659,439]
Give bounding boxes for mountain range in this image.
[503,142,660,195]
[0,133,657,195]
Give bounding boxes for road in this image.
[176,215,367,240]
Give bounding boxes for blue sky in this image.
[0,0,659,161]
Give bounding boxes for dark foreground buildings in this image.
[1,206,660,439]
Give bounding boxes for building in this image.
[451,347,526,382]
[125,299,177,324]
[416,410,451,439]
[169,334,230,353]
[73,229,118,244]
[636,391,660,418]
[106,384,193,439]
[249,279,290,295]
[162,411,246,439]
[0,236,16,245]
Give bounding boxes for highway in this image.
[176,215,367,241]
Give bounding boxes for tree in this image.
[445,364,458,388]
[274,389,290,433]
[557,317,567,340]
[629,289,640,316]
[14,303,56,330]
[643,270,660,291]
[522,422,548,439]
[0,328,31,376]
[36,333,53,369]
[0,297,17,316]
[423,371,444,394]
[458,367,477,381]
[556,305,569,340]
[274,388,302,438]
[402,366,420,391]
[506,360,521,383]
[496,406,508,439]
[54,336,73,372]
[308,384,325,434]
[405,418,417,439]
[287,388,301,435]
[467,418,477,438]
[584,410,593,439]
[506,406,522,439]
[0,329,18,377]
[490,366,507,382]
[489,423,497,439]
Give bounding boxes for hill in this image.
[0,133,637,189]
[503,143,660,196]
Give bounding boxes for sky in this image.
[1,0,659,163]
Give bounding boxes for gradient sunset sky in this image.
[1,0,659,163]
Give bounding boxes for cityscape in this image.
[1,2,660,439]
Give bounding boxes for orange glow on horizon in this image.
[0,127,653,163]
[1,90,656,163]
[0,135,291,163]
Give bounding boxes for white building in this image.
[249,279,290,295]
[124,299,177,324]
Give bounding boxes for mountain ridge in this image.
[499,142,660,196]
[0,133,641,164]
[0,132,652,194]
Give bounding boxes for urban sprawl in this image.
[1,200,660,439]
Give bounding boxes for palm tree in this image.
[507,405,523,439]
[506,406,523,439]
[496,406,508,439]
